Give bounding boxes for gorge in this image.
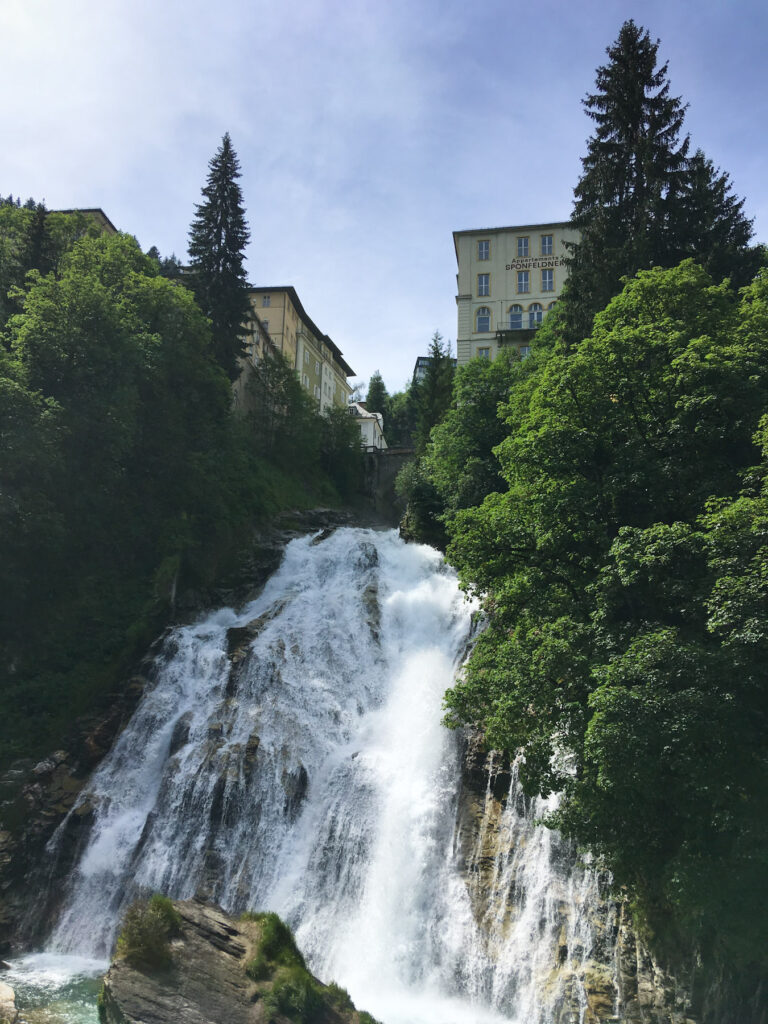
[4,527,695,1023]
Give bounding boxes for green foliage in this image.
[0,220,351,768]
[364,370,389,415]
[442,262,768,972]
[188,132,252,380]
[263,966,323,1024]
[116,894,181,970]
[413,331,454,452]
[562,20,758,347]
[243,911,306,981]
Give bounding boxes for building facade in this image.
[453,222,580,366]
[348,402,387,450]
[247,286,354,413]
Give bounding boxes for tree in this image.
[365,370,389,415]
[188,133,251,380]
[413,331,454,452]
[562,20,690,345]
[672,149,763,290]
[443,262,768,974]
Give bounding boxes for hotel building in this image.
[247,286,354,413]
[453,222,580,365]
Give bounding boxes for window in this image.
[262,294,271,307]
[476,306,491,332]
[528,303,543,328]
[509,304,523,330]
[542,269,554,291]
[478,239,490,260]
[477,347,491,360]
[302,373,310,388]
[541,234,553,256]
[304,350,310,364]
[517,236,529,258]
[477,273,490,296]
[315,360,320,375]
[520,345,531,358]
[547,301,557,314]
[517,271,529,293]
[314,385,321,400]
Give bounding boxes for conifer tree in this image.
[414,332,454,452]
[562,20,690,345]
[188,133,251,380]
[672,149,762,289]
[365,370,389,414]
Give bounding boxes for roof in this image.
[52,208,119,234]
[249,285,355,377]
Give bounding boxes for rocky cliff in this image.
[455,730,699,1024]
[99,898,377,1024]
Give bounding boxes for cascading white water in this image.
[40,528,616,1024]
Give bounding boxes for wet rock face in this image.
[0,673,152,955]
[455,732,700,1024]
[100,898,373,1024]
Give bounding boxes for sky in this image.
[2,0,767,393]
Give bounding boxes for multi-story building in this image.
[248,286,354,413]
[453,221,580,366]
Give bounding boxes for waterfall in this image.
[44,527,617,1024]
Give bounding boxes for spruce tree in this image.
[365,370,389,414]
[672,149,762,290]
[414,332,454,452]
[562,20,690,345]
[188,133,251,380]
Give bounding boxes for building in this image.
[348,402,387,450]
[412,354,457,385]
[53,207,118,234]
[247,286,354,413]
[453,221,580,366]
[232,310,278,413]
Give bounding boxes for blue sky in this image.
[2,0,766,392]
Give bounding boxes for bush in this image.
[116,894,181,969]
[263,965,323,1024]
[243,910,306,981]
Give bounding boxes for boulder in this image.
[99,897,377,1024]
[0,980,17,1023]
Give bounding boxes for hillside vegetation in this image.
[0,200,361,767]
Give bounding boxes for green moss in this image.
[115,893,181,970]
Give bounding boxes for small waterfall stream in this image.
[27,528,617,1024]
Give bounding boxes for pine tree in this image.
[188,133,251,380]
[365,370,389,415]
[672,149,762,289]
[414,332,454,452]
[562,21,690,345]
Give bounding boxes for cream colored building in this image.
[248,286,354,413]
[454,222,580,365]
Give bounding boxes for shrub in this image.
[263,965,323,1024]
[243,910,306,980]
[116,893,181,969]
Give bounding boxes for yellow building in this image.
[247,286,354,412]
[453,221,580,365]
